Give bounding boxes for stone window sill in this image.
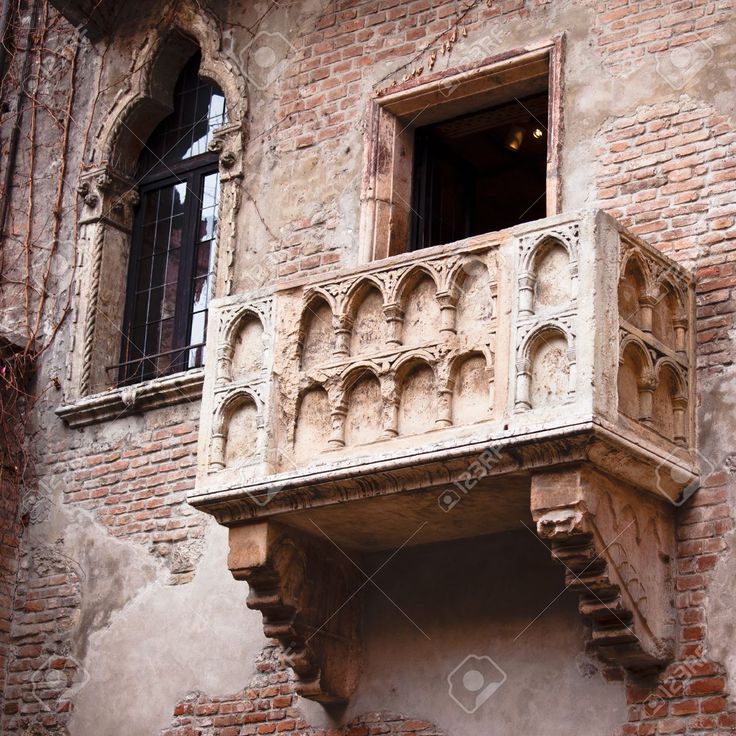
[56,369,204,428]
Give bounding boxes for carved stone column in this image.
[329,404,347,449]
[672,395,688,445]
[228,522,362,704]
[73,166,139,397]
[436,388,453,427]
[570,262,579,299]
[515,357,532,410]
[638,370,657,425]
[383,302,404,346]
[531,467,675,675]
[485,363,495,410]
[566,345,577,397]
[216,344,234,385]
[381,374,399,437]
[673,314,688,355]
[209,432,226,470]
[638,292,657,333]
[209,122,244,298]
[518,273,536,317]
[334,315,353,357]
[436,291,458,336]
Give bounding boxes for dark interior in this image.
[410,92,549,250]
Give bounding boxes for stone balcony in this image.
[190,209,697,703]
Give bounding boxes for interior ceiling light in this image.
[532,127,544,139]
[505,125,525,151]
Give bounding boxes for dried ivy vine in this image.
[0,0,82,531]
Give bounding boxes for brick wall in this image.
[1,539,84,733]
[53,415,203,579]
[0,469,21,716]
[621,481,736,734]
[0,359,31,716]
[593,10,736,733]
[163,645,446,736]
[270,0,535,278]
[592,0,732,77]
[596,96,736,372]
[0,408,203,733]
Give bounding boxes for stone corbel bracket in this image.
[77,166,139,230]
[208,122,245,182]
[531,467,675,675]
[228,522,362,704]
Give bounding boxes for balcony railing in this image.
[190,209,697,702]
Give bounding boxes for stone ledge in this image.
[190,419,698,528]
[56,369,204,428]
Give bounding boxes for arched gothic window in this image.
[118,52,226,385]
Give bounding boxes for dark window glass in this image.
[137,54,227,174]
[410,92,549,250]
[118,53,225,386]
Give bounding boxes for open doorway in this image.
[410,92,549,250]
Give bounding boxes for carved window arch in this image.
[119,52,226,385]
[59,20,246,426]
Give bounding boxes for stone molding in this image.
[190,420,696,524]
[56,369,204,428]
[359,38,564,261]
[94,0,247,170]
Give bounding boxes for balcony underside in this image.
[273,473,531,553]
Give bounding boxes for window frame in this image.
[358,38,564,263]
[118,150,219,386]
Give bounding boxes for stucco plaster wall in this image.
[702,366,736,700]
[301,531,627,735]
[68,522,262,735]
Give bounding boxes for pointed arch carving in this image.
[391,263,441,305]
[210,388,264,471]
[343,276,387,321]
[298,291,337,371]
[518,229,579,317]
[515,323,575,411]
[341,365,384,447]
[653,358,689,444]
[95,3,247,173]
[449,350,494,425]
[394,356,438,436]
[344,278,388,357]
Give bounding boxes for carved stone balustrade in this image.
[190,209,697,702]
